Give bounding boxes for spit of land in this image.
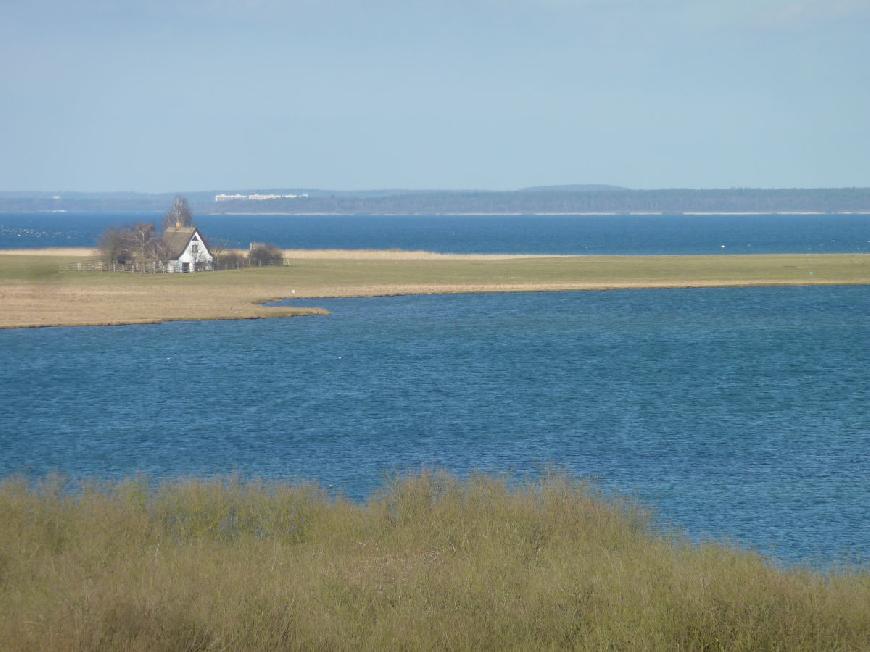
[1,248,868,329]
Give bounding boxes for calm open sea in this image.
[1,212,869,254]
[1,287,868,567]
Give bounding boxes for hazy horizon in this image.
[5,184,870,196]
[2,1,868,192]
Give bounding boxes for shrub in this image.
[248,243,284,267]
[214,251,248,270]
[0,472,868,650]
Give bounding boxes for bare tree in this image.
[163,196,193,230]
[99,223,167,271]
[98,228,128,266]
[130,223,155,264]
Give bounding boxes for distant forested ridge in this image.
[2,187,870,214]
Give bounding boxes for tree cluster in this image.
[96,195,286,272]
[99,223,167,269]
[99,196,193,271]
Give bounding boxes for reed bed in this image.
[0,472,867,651]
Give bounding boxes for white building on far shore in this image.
[215,192,309,202]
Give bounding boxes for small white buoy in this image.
[720,244,726,248]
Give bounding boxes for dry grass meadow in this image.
[1,249,869,328]
[0,473,868,651]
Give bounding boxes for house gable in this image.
[163,226,214,272]
[164,228,212,260]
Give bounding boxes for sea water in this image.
[1,212,869,254]
[1,286,868,567]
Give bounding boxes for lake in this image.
[1,212,869,254]
[1,286,868,568]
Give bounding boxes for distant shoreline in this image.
[204,210,870,217]
[4,186,870,217]
[3,210,870,217]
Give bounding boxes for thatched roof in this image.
[163,226,196,259]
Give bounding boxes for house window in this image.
[191,243,199,253]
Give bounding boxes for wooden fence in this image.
[60,259,291,273]
[60,260,169,273]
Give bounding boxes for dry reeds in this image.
[0,472,867,650]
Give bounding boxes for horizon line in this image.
[2,185,870,195]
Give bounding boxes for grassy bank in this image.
[0,473,868,650]
[1,250,869,328]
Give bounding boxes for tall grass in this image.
[0,472,867,650]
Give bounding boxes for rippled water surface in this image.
[1,212,869,254]
[1,286,868,567]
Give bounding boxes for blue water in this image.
[1,212,869,254]
[1,286,868,567]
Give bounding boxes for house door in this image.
[182,262,190,273]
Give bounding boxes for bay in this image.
[1,286,868,567]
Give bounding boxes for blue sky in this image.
[1,0,868,191]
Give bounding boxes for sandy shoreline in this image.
[0,247,99,256]
[276,249,534,260]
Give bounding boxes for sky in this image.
[1,0,869,192]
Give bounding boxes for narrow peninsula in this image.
[1,249,868,329]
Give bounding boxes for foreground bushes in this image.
[0,473,868,651]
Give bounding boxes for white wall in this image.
[169,230,214,272]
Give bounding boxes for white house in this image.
[163,225,214,273]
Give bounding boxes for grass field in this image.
[1,250,869,328]
[0,472,867,651]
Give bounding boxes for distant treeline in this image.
[3,187,870,214]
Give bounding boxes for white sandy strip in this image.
[0,248,99,256]
[278,249,542,260]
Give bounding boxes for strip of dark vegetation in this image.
[0,472,868,650]
[3,187,870,214]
